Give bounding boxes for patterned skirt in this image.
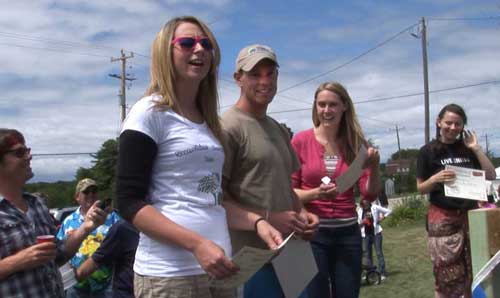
[427,203,472,298]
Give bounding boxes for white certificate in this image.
[272,238,318,298]
[59,262,77,290]
[336,145,368,193]
[444,165,487,201]
[210,233,295,288]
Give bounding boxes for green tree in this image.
[24,181,76,208]
[491,156,500,168]
[386,148,419,195]
[75,167,94,181]
[390,148,419,160]
[78,139,118,200]
[26,139,118,208]
[91,139,118,198]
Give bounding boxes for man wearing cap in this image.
[221,44,319,297]
[0,128,108,298]
[57,178,121,298]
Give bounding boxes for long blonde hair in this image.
[145,16,222,141]
[312,82,367,163]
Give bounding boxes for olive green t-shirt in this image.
[221,106,300,251]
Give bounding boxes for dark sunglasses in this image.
[5,147,31,158]
[171,36,213,51]
[82,187,98,195]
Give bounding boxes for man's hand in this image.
[255,220,283,250]
[298,209,319,240]
[16,242,56,270]
[192,239,239,279]
[82,200,108,232]
[268,210,307,236]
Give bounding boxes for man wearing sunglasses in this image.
[221,45,319,298]
[56,178,121,298]
[0,128,108,298]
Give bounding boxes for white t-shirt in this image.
[121,95,231,277]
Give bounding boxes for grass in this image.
[359,220,435,298]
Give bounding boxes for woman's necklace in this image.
[315,129,337,157]
[323,141,337,158]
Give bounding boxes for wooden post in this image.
[468,208,500,296]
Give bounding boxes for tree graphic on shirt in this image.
[197,172,222,205]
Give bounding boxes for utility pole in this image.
[421,17,430,144]
[110,49,135,122]
[395,125,404,191]
[396,125,402,163]
[412,17,430,144]
[483,133,490,157]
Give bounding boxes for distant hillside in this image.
[25,181,76,208]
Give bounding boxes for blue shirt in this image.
[56,208,121,292]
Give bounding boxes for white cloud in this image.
[1,0,498,181]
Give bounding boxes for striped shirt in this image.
[0,193,66,298]
[324,154,339,176]
[319,216,358,228]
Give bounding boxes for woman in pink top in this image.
[291,81,380,298]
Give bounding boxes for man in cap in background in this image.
[57,178,121,298]
[221,44,319,297]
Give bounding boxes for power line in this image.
[358,114,396,126]
[0,30,117,51]
[0,42,111,58]
[32,152,95,157]
[132,52,150,59]
[268,79,500,114]
[428,16,500,21]
[355,79,500,104]
[0,30,150,60]
[276,22,420,94]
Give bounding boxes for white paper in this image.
[272,239,318,298]
[444,165,487,201]
[336,145,368,193]
[59,262,77,290]
[210,233,296,288]
[321,176,331,185]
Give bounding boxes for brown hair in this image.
[144,16,222,141]
[0,128,25,160]
[435,103,467,140]
[430,103,468,153]
[312,82,366,163]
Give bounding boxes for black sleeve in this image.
[116,130,157,222]
[91,222,121,266]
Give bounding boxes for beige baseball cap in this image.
[75,178,97,194]
[235,44,279,72]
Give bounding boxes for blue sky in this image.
[1,0,499,182]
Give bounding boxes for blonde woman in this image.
[291,82,380,298]
[116,16,281,298]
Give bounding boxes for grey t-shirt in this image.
[221,106,300,250]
